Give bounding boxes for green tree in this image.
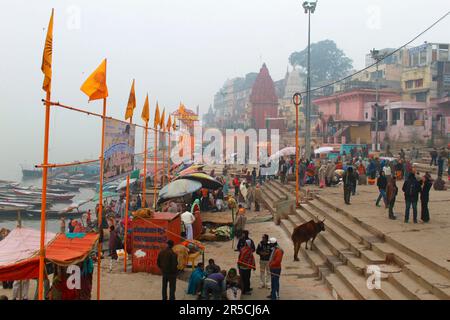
[289,39,353,85]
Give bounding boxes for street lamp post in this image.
[302,0,317,160]
[371,49,387,152]
[293,93,303,207]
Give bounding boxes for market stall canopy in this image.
[46,233,99,266]
[158,179,202,201]
[314,147,334,154]
[176,172,223,190]
[0,228,98,281]
[177,165,206,177]
[0,228,56,281]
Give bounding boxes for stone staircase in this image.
[260,179,450,300]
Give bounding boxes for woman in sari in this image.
[191,198,201,215]
[187,263,206,296]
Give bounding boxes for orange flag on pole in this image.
[125,79,136,120]
[41,9,54,93]
[80,59,108,101]
[166,115,172,131]
[141,93,150,123]
[154,102,160,129]
[160,108,166,130]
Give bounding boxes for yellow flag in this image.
[166,115,172,131]
[80,59,108,101]
[160,108,166,131]
[154,102,160,129]
[41,9,54,93]
[141,94,149,123]
[125,79,136,120]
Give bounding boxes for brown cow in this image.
[291,218,325,261]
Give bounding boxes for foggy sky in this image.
[0,0,449,180]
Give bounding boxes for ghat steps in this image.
[260,179,450,300]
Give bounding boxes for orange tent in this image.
[46,233,99,266]
[0,229,98,281]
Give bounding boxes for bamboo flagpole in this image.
[38,9,54,300]
[80,58,109,300]
[96,97,107,300]
[153,103,160,209]
[141,94,150,208]
[123,80,136,272]
[153,127,158,209]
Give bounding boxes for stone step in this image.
[373,279,411,300]
[316,194,450,282]
[267,180,292,199]
[300,204,373,259]
[334,265,381,300]
[388,272,438,300]
[372,242,450,299]
[307,199,384,248]
[325,274,359,300]
[280,217,359,300]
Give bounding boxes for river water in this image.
[0,178,96,233]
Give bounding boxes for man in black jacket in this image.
[157,240,178,300]
[402,173,422,224]
[343,167,356,205]
[256,234,272,289]
[375,171,388,208]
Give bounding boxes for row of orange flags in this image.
[40,9,175,130]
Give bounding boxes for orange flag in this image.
[166,115,172,132]
[172,116,176,131]
[160,108,166,131]
[80,59,108,101]
[154,102,160,129]
[141,94,150,123]
[125,79,136,120]
[41,9,54,93]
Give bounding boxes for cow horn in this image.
[322,218,326,222]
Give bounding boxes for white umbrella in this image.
[269,147,296,161]
[116,178,137,191]
[314,147,334,154]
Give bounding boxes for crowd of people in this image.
[157,229,284,301]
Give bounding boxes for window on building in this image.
[419,51,427,65]
[335,101,340,115]
[416,92,427,102]
[365,112,368,120]
[405,80,414,89]
[392,110,400,125]
[415,79,424,87]
[404,111,418,126]
[439,44,449,61]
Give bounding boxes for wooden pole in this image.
[168,130,171,182]
[296,101,300,207]
[124,175,130,272]
[162,130,166,186]
[124,116,132,272]
[38,90,51,300]
[153,128,158,209]
[143,121,148,207]
[96,97,107,300]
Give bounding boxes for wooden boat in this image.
[0,201,33,212]
[12,189,76,201]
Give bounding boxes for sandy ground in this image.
[0,209,333,300]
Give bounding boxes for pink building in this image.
[313,89,401,122]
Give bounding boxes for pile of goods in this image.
[0,228,10,241]
[132,208,154,219]
[198,225,231,242]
